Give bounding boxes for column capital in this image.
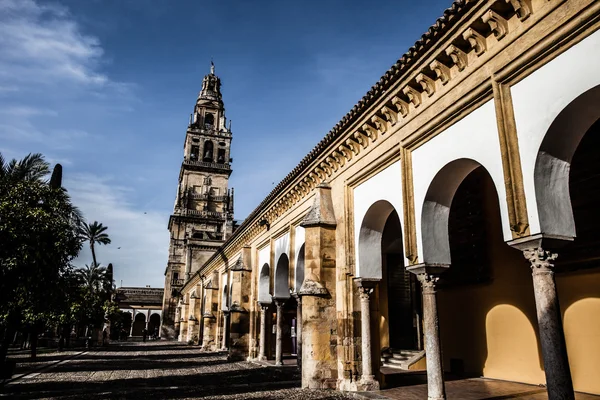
[258,302,270,311]
[522,247,558,273]
[273,297,287,307]
[406,264,448,293]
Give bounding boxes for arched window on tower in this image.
[217,148,225,163]
[203,140,214,162]
[204,113,214,128]
[190,145,199,161]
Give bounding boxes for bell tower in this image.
[161,62,235,339]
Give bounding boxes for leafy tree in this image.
[77,264,108,293]
[0,153,50,184]
[79,221,111,268]
[0,178,82,360]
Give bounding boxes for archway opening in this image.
[380,209,419,351]
[552,117,600,395]
[132,313,146,337]
[424,164,542,383]
[274,254,290,299]
[148,314,161,338]
[203,140,214,162]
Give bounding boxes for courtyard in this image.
[1,341,598,399]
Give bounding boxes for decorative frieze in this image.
[482,10,508,40]
[506,0,532,21]
[391,96,409,118]
[380,105,398,124]
[429,60,451,85]
[445,45,468,71]
[402,86,422,108]
[463,27,486,56]
[416,73,436,97]
[370,115,387,134]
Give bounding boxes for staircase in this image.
[381,348,425,370]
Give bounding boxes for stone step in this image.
[380,349,426,371]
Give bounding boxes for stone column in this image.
[299,182,338,389]
[185,246,192,280]
[293,293,302,369]
[221,311,229,350]
[408,265,447,400]
[130,309,136,337]
[522,247,574,400]
[258,304,269,360]
[357,284,378,390]
[274,299,285,366]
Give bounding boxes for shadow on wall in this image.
[435,166,545,385]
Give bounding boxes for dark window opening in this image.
[217,149,226,163]
[203,141,214,162]
[205,113,214,127]
[193,232,203,239]
[190,145,199,161]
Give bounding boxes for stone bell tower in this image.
[161,62,235,339]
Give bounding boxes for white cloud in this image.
[66,173,169,288]
[0,0,108,87]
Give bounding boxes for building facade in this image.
[116,287,163,337]
[161,64,235,340]
[173,0,600,398]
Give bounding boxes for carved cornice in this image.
[195,0,555,279]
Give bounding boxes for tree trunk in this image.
[30,325,38,359]
[91,243,98,268]
[0,323,16,364]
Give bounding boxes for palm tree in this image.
[0,152,50,183]
[76,264,108,293]
[79,221,111,268]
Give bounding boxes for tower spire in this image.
[210,59,215,75]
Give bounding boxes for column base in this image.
[428,397,445,400]
[257,355,267,361]
[275,361,283,366]
[357,376,379,391]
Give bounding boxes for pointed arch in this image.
[258,263,271,304]
[274,254,290,298]
[421,159,499,265]
[357,200,400,279]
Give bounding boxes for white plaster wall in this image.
[412,100,510,262]
[294,226,305,291]
[353,161,404,275]
[294,226,305,258]
[258,245,270,268]
[274,232,290,267]
[258,245,271,303]
[512,29,600,235]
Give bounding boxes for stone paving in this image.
[2,342,599,399]
[0,341,350,399]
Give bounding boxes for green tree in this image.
[0,153,50,183]
[77,264,108,293]
[0,178,82,360]
[79,221,111,268]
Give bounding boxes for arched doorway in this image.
[132,312,146,337]
[148,314,161,338]
[358,200,420,374]
[532,86,600,394]
[421,159,542,384]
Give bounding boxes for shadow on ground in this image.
[1,342,351,400]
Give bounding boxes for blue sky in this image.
[0,0,451,287]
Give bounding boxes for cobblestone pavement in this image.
[0,341,352,399]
